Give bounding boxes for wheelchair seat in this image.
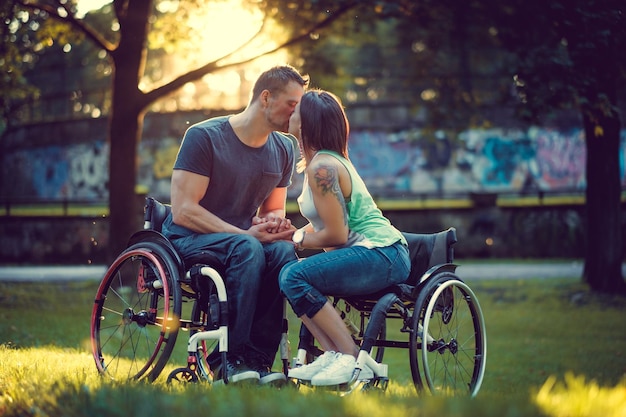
[340,227,458,311]
[403,228,457,286]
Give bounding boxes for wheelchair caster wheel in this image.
[363,377,388,392]
[167,367,199,384]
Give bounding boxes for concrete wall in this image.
[0,203,605,264]
[3,112,624,203]
[1,112,624,264]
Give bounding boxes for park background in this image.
[1,0,625,274]
[1,2,626,416]
[2,109,625,263]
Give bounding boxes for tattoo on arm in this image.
[313,164,348,225]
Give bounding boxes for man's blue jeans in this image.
[162,216,297,366]
[279,241,410,319]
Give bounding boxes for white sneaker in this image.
[311,353,358,386]
[288,351,339,381]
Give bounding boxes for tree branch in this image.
[141,1,359,109]
[17,0,117,52]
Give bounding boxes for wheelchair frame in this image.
[90,197,487,396]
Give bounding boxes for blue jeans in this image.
[279,242,411,319]
[162,215,297,365]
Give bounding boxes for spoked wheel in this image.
[409,272,487,396]
[91,242,182,382]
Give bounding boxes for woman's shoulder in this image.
[307,152,343,172]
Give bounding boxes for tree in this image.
[265,0,626,293]
[9,0,360,258]
[487,0,625,293]
[6,0,624,293]
[269,0,515,129]
[1,0,44,130]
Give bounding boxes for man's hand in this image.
[248,220,295,243]
[252,213,293,234]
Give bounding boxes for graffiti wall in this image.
[346,127,593,196]
[1,120,625,202]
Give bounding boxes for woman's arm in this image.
[300,155,352,249]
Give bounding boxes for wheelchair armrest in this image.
[144,197,171,232]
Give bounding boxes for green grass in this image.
[1,275,626,417]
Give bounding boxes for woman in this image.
[279,90,411,386]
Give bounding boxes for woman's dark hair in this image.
[251,65,309,102]
[300,89,349,159]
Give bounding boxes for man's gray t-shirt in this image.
[172,116,295,230]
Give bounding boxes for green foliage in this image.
[488,0,626,123]
[261,0,521,131]
[0,1,109,127]
[6,0,625,129]
[0,3,41,128]
[149,0,218,54]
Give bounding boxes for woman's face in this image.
[288,101,302,139]
[288,102,306,158]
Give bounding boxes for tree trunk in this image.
[107,106,144,259]
[582,105,625,294]
[107,0,153,260]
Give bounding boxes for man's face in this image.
[265,81,304,132]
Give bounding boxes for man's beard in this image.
[268,114,289,133]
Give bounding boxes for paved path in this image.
[0,261,613,283]
[0,265,107,282]
[457,261,587,280]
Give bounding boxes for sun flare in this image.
[185,1,265,63]
[77,0,287,111]
[75,0,111,18]
[155,0,287,111]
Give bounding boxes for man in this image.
[162,65,308,384]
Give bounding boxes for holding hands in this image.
[250,214,295,242]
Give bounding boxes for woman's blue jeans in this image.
[163,216,297,365]
[279,241,411,319]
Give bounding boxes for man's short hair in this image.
[250,65,309,102]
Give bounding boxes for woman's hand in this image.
[253,214,294,234]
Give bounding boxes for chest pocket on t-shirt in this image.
[246,171,284,213]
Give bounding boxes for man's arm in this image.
[170,169,243,234]
[171,169,293,241]
[258,187,287,219]
[256,187,294,234]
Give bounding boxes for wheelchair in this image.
[90,197,487,396]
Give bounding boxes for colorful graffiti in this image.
[1,126,624,202]
[1,142,108,199]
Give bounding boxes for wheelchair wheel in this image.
[167,367,199,384]
[91,242,182,382]
[409,272,487,396]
